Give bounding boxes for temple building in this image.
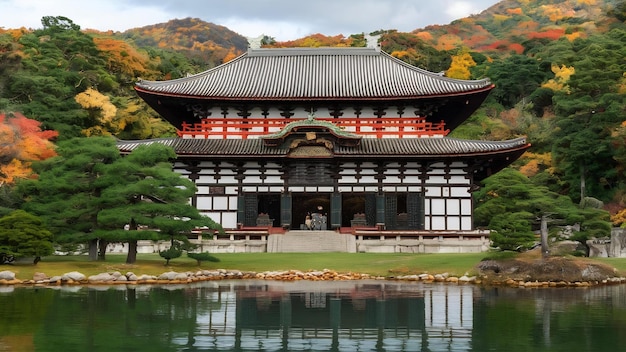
[117,45,530,253]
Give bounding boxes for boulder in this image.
[88,273,115,282]
[550,240,583,256]
[0,270,15,280]
[62,271,86,282]
[157,271,179,280]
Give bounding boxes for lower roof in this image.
[116,137,530,181]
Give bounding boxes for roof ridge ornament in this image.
[365,34,381,51]
[246,35,265,50]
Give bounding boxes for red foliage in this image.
[0,112,58,184]
[527,28,566,40]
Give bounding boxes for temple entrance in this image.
[240,193,281,227]
[292,193,330,230]
[342,193,377,227]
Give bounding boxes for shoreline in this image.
[2,268,626,288]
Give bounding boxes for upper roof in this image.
[135,47,493,100]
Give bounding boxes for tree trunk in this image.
[98,239,108,261]
[33,256,41,265]
[126,240,138,264]
[579,161,586,206]
[541,215,549,259]
[88,239,98,261]
[125,218,138,264]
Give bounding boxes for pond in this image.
[1,280,625,351]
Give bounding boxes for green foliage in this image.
[19,136,221,263]
[0,210,54,264]
[482,54,551,108]
[474,168,611,251]
[488,212,537,251]
[159,243,182,265]
[187,252,220,266]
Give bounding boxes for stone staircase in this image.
[267,230,356,253]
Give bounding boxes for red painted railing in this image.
[177,117,449,139]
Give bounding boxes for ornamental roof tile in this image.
[135,47,492,100]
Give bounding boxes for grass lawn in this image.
[5,252,490,281]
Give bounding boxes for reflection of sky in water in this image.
[170,280,474,351]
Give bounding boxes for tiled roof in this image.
[116,137,529,158]
[135,47,492,100]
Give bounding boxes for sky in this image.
[0,0,501,41]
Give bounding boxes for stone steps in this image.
[268,230,356,253]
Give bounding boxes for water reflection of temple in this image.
[187,281,474,351]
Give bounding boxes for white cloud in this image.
[445,1,483,21]
[0,0,500,40]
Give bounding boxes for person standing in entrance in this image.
[305,212,312,230]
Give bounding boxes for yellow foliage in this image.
[518,152,553,177]
[576,0,597,5]
[493,14,511,23]
[0,159,31,185]
[75,88,118,136]
[611,208,626,226]
[446,52,476,80]
[391,51,410,60]
[565,32,585,41]
[542,64,575,92]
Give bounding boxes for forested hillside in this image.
[0,1,625,248]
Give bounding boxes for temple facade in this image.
[117,46,530,253]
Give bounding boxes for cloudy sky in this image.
[0,0,501,41]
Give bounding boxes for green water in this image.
[1,280,624,351]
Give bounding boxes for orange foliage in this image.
[611,208,626,226]
[0,112,58,185]
[436,34,462,51]
[519,152,553,177]
[93,37,150,77]
[507,8,524,15]
[540,5,576,22]
[414,31,433,42]
[222,48,240,63]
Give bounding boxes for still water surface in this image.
[1,280,625,351]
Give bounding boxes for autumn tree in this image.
[446,49,477,80]
[74,87,119,136]
[0,112,58,185]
